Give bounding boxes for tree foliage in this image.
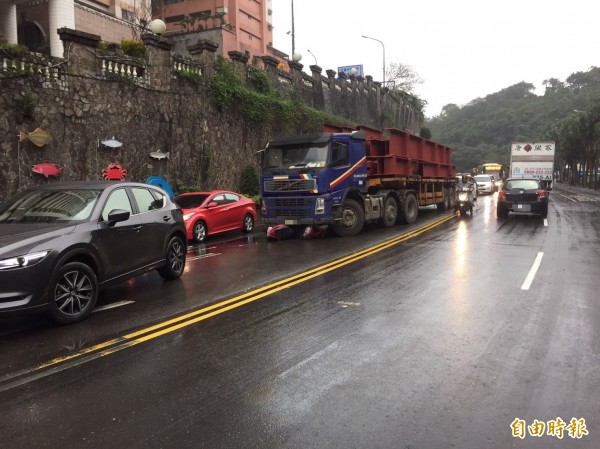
[385,62,423,94]
[427,66,600,183]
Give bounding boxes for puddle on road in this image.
[187,235,259,261]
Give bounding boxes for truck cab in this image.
[260,131,367,227]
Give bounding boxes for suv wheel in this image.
[48,262,98,324]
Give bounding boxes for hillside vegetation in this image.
[427,67,600,179]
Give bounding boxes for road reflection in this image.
[452,220,468,278]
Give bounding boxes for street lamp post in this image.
[307,49,317,66]
[291,0,295,55]
[361,35,385,86]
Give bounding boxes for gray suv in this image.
[0,182,187,324]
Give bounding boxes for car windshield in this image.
[263,143,329,169]
[0,189,101,223]
[174,194,209,209]
[474,176,491,182]
[505,180,540,190]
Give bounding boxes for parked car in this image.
[496,178,549,219]
[473,174,496,194]
[0,181,187,324]
[174,190,257,243]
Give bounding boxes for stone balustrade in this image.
[0,55,62,79]
[99,56,147,82]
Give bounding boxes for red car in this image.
[174,190,257,243]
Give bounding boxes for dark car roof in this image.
[24,181,157,191]
[505,177,540,182]
[502,178,543,189]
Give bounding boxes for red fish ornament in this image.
[32,163,62,177]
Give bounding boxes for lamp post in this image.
[148,19,166,35]
[307,49,317,66]
[361,35,385,86]
[291,0,296,55]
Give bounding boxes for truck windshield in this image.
[263,143,329,170]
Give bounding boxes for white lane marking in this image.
[556,193,577,202]
[544,218,548,227]
[521,252,544,291]
[188,252,221,261]
[93,300,135,313]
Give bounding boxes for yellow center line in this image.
[1,213,455,390]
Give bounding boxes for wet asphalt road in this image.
[1,183,599,448]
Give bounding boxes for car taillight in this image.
[537,190,546,199]
[498,191,506,200]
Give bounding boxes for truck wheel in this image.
[437,188,450,211]
[448,188,456,209]
[331,199,364,237]
[380,196,398,228]
[398,194,418,224]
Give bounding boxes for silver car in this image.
[474,174,496,194]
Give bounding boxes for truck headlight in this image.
[315,197,325,214]
[0,250,50,271]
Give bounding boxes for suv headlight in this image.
[315,197,325,214]
[0,250,50,270]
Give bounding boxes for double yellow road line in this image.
[0,213,455,393]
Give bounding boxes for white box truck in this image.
[509,142,555,189]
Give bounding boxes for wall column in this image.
[0,2,18,44]
[49,0,75,57]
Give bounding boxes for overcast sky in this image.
[272,0,600,117]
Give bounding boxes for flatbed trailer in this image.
[260,125,457,236]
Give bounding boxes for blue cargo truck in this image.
[259,125,456,237]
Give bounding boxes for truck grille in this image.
[264,179,317,192]
[271,198,311,218]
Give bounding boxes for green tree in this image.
[426,66,600,174]
[385,62,423,94]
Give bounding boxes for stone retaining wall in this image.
[0,28,421,200]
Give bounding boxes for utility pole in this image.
[291,0,295,55]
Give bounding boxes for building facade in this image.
[0,0,282,64]
[159,0,276,63]
[0,0,150,57]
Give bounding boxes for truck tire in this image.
[398,194,418,224]
[436,198,446,211]
[436,192,447,212]
[331,199,365,237]
[445,187,453,210]
[379,196,398,228]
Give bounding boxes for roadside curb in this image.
[554,182,600,198]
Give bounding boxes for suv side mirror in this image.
[107,209,131,226]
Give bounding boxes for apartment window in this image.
[122,9,136,23]
[165,15,185,23]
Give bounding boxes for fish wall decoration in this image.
[19,128,52,147]
[149,150,170,160]
[32,163,63,177]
